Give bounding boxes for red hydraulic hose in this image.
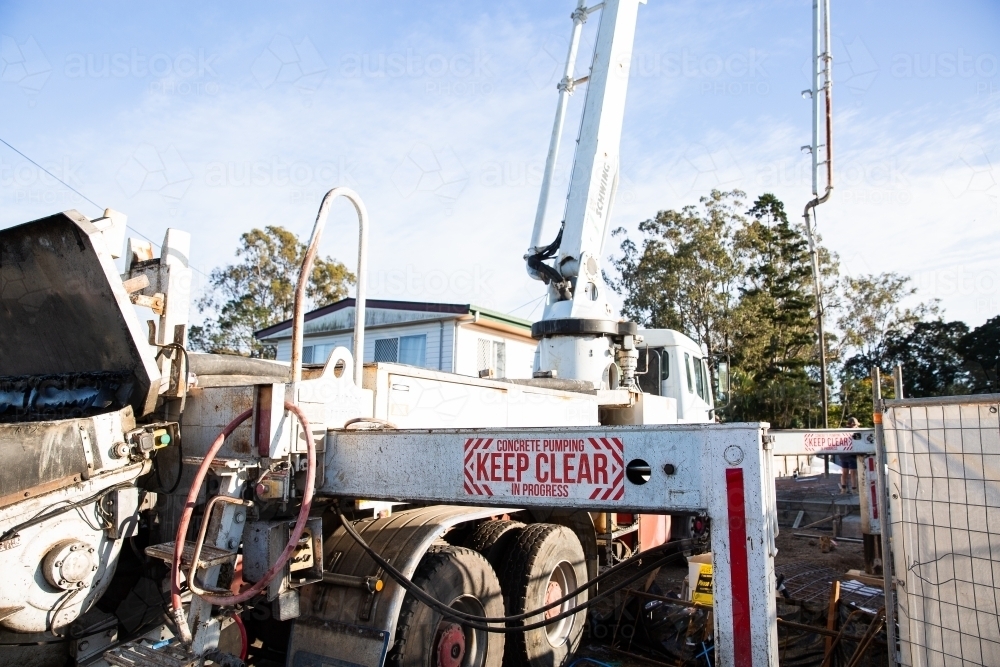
[232,613,248,661]
[170,402,316,636]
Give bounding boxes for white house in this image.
[255,299,538,379]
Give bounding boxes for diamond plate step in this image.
[145,541,234,569]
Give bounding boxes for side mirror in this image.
[713,356,731,406]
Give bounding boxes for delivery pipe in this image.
[803,0,833,428]
[527,0,591,256]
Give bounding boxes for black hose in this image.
[151,433,184,495]
[527,253,566,287]
[336,503,677,622]
[150,343,187,495]
[0,482,135,542]
[526,225,568,291]
[335,504,689,633]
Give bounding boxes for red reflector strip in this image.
[726,467,753,667]
[254,385,272,457]
[867,457,879,520]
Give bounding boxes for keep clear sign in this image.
[463,437,624,501]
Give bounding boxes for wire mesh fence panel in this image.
[884,397,1000,667]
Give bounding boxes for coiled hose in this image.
[170,402,315,642]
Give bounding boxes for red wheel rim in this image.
[436,622,466,667]
[544,579,564,620]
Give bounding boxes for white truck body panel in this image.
[362,361,600,428]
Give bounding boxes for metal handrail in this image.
[291,187,369,385]
[186,495,254,597]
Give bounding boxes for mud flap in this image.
[288,617,389,667]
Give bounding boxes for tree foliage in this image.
[189,226,355,358]
[610,189,1000,424]
[885,320,971,397]
[605,189,744,361]
[607,191,838,427]
[727,194,820,427]
[836,272,938,379]
[959,315,1000,393]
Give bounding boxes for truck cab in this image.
[636,329,717,423]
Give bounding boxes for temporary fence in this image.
[882,394,1000,667]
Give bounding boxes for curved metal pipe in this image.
[291,187,369,385]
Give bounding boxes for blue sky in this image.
[2,0,998,329]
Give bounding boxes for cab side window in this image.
[693,356,707,402]
[684,353,693,393]
[637,348,659,395]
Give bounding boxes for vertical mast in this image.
[803,0,833,427]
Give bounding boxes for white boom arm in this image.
[527,0,645,322]
[526,0,646,390]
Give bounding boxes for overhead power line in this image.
[0,136,210,280]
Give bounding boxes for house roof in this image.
[254,298,533,341]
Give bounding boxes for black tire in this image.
[465,520,525,571]
[499,524,588,667]
[388,545,505,667]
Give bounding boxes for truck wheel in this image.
[670,514,711,555]
[389,545,505,667]
[465,520,525,571]
[499,524,588,667]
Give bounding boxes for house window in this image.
[302,343,334,364]
[477,338,505,378]
[373,335,427,367]
[399,334,426,366]
[374,338,399,363]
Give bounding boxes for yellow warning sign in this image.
[692,563,713,605]
[688,553,713,606]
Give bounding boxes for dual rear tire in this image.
[389,522,587,667]
[388,545,505,667]
[498,524,588,667]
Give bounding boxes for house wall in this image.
[454,323,536,379]
[301,306,449,335]
[267,311,536,379]
[273,319,456,373]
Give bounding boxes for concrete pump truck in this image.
[0,2,779,666]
